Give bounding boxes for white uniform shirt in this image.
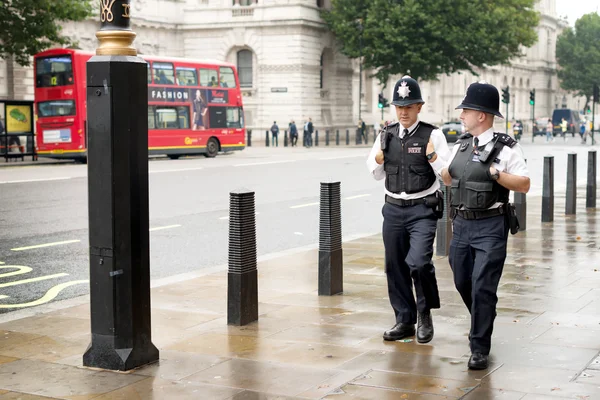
[366,120,452,200]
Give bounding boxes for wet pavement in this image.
[0,188,599,399]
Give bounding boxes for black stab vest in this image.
[383,122,437,195]
[448,133,510,210]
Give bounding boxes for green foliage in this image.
[556,13,600,106]
[0,0,93,66]
[322,0,540,84]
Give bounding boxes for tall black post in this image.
[318,182,343,296]
[336,129,340,146]
[542,156,554,222]
[435,186,452,256]
[83,0,159,371]
[356,129,361,145]
[587,151,597,208]
[228,190,258,325]
[566,153,577,215]
[247,130,252,147]
[284,130,288,147]
[265,130,269,147]
[346,129,349,145]
[325,130,330,146]
[315,130,319,146]
[514,159,527,231]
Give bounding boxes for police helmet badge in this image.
[397,81,411,99]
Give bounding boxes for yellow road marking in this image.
[0,295,8,300]
[0,280,88,309]
[345,194,371,200]
[290,202,319,209]
[0,273,69,288]
[11,240,81,252]
[0,261,4,264]
[149,224,182,232]
[0,265,33,279]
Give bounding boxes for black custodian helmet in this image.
[391,75,424,107]
[456,81,504,118]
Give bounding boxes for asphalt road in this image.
[0,138,598,313]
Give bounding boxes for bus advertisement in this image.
[34,48,246,161]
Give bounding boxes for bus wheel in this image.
[205,138,219,158]
[168,155,180,160]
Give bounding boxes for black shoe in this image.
[417,310,434,344]
[383,323,415,341]
[468,352,489,370]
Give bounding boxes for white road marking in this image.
[219,212,260,221]
[345,194,371,200]
[0,273,69,288]
[290,202,319,209]
[294,232,304,236]
[234,160,296,167]
[149,224,182,232]
[11,240,81,252]
[150,167,204,174]
[320,155,364,160]
[0,295,8,300]
[0,177,72,185]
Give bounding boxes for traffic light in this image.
[378,93,384,109]
[594,84,599,103]
[502,86,510,104]
[529,89,535,106]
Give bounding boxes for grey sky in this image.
[555,0,599,25]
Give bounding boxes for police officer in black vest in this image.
[367,76,451,343]
[440,82,530,370]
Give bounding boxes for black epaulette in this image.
[457,133,472,140]
[493,132,517,148]
[419,121,439,130]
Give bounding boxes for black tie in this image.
[474,137,479,149]
[403,128,409,138]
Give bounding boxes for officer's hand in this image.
[375,150,384,165]
[426,138,435,156]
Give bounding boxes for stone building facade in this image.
[0,0,581,133]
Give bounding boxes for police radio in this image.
[478,136,500,164]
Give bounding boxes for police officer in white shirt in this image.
[439,81,530,370]
[367,76,451,344]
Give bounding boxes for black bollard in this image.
[514,159,527,231]
[346,129,349,145]
[319,182,343,296]
[356,128,361,145]
[265,130,269,147]
[247,129,252,147]
[435,186,452,256]
[315,130,319,146]
[284,130,288,147]
[566,153,577,215]
[326,130,330,146]
[587,150,596,208]
[228,190,258,326]
[542,156,554,222]
[83,0,159,371]
[336,129,340,146]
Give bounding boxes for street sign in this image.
[271,87,288,93]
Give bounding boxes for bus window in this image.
[199,68,219,87]
[36,55,73,87]
[153,62,175,85]
[148,107,156,129]
[177,106,190,129]
[176,67,197,86]
[38,100,76,117]
[156,107,178,129]
[147,63,152,84]
[226,107,244,128]
[219,67,236,88]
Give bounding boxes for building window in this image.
[237,50,253,88]
[320,53,324,89]
[317,0,324,7]
[234,0,255,5]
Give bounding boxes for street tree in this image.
[0,0,93,66]
[556,12,600,111]
[322,0,540,84]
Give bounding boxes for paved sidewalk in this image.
[0,191,600,399]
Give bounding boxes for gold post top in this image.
[96,30,137,56]
[97,0,137,56]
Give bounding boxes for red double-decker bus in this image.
[34,48,246,161]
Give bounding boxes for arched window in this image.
[237,50,253,88]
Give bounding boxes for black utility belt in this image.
[385,194,433,207]
[453,206,505,220]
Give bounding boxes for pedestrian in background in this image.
[270,121,279,147]
[289,120,298,147]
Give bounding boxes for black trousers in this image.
[449,214,508,355]
[382,202,440,325]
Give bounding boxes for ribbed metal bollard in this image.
[346,129,349,145]
[247,130,252,147]
[265,130,269,147]
[319,182,343,296]
[566,153,577,215]
[284,130,288,147]
[315,130,319,146]
[542,156,554,222]
[587,151,596,208]
[435,186,452,256]
[325,130,330,146]
[336,130,340,146]
[227,190,258,326]
[514,159,527,231]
